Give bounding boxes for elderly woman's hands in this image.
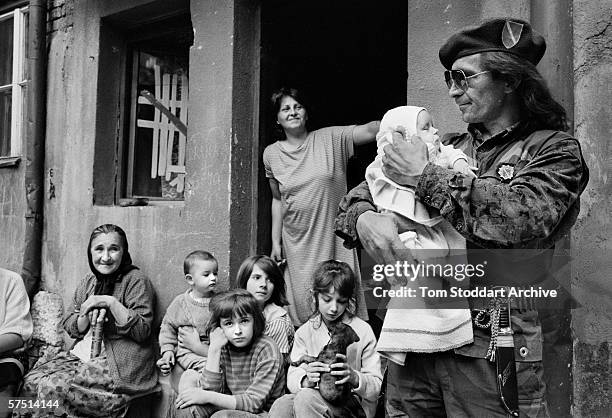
[78,294,131,329]
[80,295,116,314]
[382,130,429,187]
[77,295,114,333]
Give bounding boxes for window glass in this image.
[0,14,14,157]
[0,16,13,86]
[0,90,11,156]
[22,11,28,81]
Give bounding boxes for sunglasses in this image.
[444,70,491,91]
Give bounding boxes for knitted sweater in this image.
[288,315,382,418]
[199,335,286,413]
[62,269,158,394]
[159,291,211,369]
[0,268,33,374]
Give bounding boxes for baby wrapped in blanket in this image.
[365,106,473,363]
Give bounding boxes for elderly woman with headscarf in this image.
[19,224,158,418]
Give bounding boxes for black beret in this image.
[439,18,546,69]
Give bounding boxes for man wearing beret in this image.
[335,18,589,417]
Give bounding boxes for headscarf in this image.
[87,224,137,296]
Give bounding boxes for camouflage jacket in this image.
[334,123,589,360]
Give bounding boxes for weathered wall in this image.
[571,0,612,416]
[407,0,529,135]
[41,0,245,331]
[229,0,260,282]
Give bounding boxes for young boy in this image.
[157,251,218,375]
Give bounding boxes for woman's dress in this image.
[263,126,368,325]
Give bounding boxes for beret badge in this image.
[497,164,515,181]
[438,18,546,69]
[501,20,524,49]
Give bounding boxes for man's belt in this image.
[470,293,538,311]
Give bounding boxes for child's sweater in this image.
[159,291,212,370]
[287,316,382,418]
[199,335,286,413]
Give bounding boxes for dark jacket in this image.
[334,123,589,361]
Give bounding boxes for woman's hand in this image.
[80,293,132,327]
[208,327,229,352]
[382,132,429,187]
[157,351,175,376]
[303,361,331,387]
[77,305,108,335]
[176,388,209,409]
[330,354,359,387]
[90,307,107,325]
[270,243,283,263]
[80,295,115,314]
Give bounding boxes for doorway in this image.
[257,0,408,255]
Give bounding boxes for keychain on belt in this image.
[474,297,519,416]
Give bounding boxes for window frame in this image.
[122,31,190,202]
[0,5,28,166]
[93,7,191,206]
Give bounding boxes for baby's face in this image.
[416,110,440,144]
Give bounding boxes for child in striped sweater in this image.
[175,289,286,418]
[236,255,294,365]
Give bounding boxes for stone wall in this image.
[571,0,612,416]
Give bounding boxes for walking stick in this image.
[90,308,106,358]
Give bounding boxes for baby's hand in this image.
[178,327,201,352]
[157,351,175,376]
[453,159,476,176]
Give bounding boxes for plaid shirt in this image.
[335,123,589,361]
[62,269,158,394]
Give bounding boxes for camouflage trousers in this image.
[386,352,549,417]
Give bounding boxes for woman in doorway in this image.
[263,87,379,326]
[18,224,158,418]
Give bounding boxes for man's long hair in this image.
[480,51,568,131]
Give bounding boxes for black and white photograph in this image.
[0,0,610,417]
